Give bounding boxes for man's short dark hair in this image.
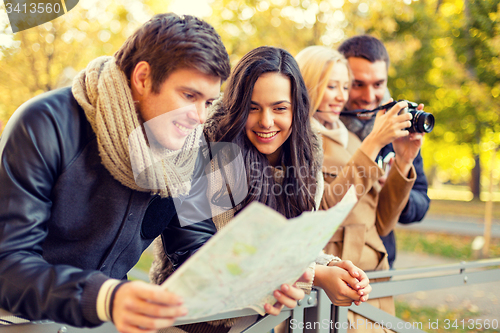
[338,35,390,70]
[115,13,230,94]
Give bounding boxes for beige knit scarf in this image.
[72,56,201,198]
[311,116,349,149]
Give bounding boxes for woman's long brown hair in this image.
[206,46,320,219]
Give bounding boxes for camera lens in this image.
[409,110,435,133]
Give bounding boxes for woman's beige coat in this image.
[318,129,416,332]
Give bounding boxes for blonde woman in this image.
[297,46,418,332]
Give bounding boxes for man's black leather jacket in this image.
[0,87,216,327]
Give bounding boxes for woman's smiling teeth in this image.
[255,131,278,138]
[174,122,191,134]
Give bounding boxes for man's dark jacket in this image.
[0,87,216,327]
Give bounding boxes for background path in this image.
[392,251,500,321]
[397,214,500,237]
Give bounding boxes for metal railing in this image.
[2,258,500,333]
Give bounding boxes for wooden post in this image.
[482,147,497,258]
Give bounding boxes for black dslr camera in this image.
[342,100,435,133]
[386,100,434,133]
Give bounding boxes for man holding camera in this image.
[339,35,430,268]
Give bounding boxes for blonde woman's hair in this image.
[295,46,352,117]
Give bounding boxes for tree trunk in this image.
[471,154,481,200]
[464,0,482,201]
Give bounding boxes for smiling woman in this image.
[208,46,319,218]
[150,45,373,333]
[296,45,419,333]
[150,47,322,333]
[245,72,293,166]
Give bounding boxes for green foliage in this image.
[0,0,161,124]
[396,230,472,260]
[373,0,500,189]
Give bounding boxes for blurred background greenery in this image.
[0,0,499,200]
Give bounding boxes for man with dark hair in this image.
[338,35,430,268]
[0,13,305,332]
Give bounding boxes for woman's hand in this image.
[264,271,311,315]
[314,260,371,306]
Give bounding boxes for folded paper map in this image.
[161,186,357,320]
